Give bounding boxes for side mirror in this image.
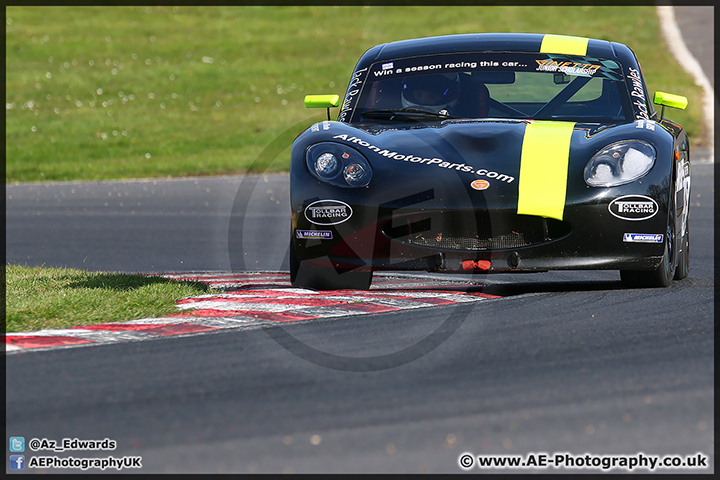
[653,91,688,120]
[304,94,340,120]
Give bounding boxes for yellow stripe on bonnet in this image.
[517,121,576,221]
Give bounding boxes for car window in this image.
[488,72,603,103]
[347,52,631,123]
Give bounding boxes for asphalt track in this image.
[5,8,715,474]
[5,164,714,475]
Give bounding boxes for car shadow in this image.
[473,279,628,296]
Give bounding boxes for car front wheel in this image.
[290,241,372,291]
[673,218,690,280]
[620,192,678,288]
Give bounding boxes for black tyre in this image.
[289,241,372,291]
[673,218,689,280]
[620,192,677,288]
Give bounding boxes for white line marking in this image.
[657,6,715,162]
[6,272,498,354]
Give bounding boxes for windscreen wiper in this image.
[360,108,456,121]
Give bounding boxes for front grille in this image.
[382,210,570,251]
[408,231,531,250]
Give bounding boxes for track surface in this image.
[6,162,714,474]
[5,9,715,474]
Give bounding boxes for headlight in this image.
[584,140,656,187]
[306,142,373,188]
[314,152,341,179]
[343,162,371,187]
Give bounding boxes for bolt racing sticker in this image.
[608,195,658,221]
[304,200,353,225]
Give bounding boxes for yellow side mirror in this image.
[304,94,340,121]
[304,94,340,109]
[653,91,688,110]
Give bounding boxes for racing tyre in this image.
[673,218,689,280]
[290,241,372,291]
[620,192,677,288]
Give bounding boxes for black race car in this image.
[290,33,690,290]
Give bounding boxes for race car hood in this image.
[293,119,673,220]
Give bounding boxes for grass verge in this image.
[5,265,210,333]
[6,5,705,183]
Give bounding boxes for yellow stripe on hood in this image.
[540,34,589,56]
[517,121,576,221]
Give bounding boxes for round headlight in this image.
[343,162,371,187]
[314,152,340,178]
[306,142,373,188]
[584,140,655,187]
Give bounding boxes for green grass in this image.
[6,5,706,183]
[5,265,210,332]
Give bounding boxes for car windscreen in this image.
[345,52,633,124]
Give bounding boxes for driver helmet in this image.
[401,73,461,113]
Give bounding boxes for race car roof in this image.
[359,33,635,66]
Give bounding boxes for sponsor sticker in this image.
[535,59,600,77]
[635,119,656,131]
[623,233,663,243]
[470,179,490,190]
[608,195,658,221]
[304,199,353,225]
[331,134,515,182]
[296,229,333,240]
[338,67,368,123]
[627,67,649,120]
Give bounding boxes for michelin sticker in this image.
[623,233,663,243]
[296,230,333,240]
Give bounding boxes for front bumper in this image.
[291,199,669,274]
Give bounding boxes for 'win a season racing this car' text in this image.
[290,33,691,290]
